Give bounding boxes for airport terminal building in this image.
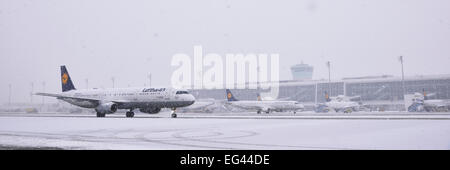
[190,74,450,111]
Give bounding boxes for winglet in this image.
[325,91,331,102]
[423,88,428,100]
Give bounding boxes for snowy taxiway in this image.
[0,111,449,150]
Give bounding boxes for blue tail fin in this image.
[325,91,331,102]
[226,89,239,102]
[257,93,262,101]
[61,65,76,92]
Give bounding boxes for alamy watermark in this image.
[171,45,279,99]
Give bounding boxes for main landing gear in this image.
[171,108,177,118]
[126,109,135,118]
[96,112,105,117]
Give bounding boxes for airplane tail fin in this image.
[325,91,331,102]
[257,93,262,101]
[226,89,239,102]
[61,65,76,92]
[423,88,428,100]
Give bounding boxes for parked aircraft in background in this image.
[225,89,304,114]
[406,89,449,112]
[315,92,360,113]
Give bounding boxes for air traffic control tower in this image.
[290,62,314,80]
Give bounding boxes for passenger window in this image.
[176,91,189,94]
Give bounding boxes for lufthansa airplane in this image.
[35,66,195,118]
[225,89,304,114]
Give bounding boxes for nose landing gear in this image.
[171,108,177,118]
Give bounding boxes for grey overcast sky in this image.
[1,0,450,103]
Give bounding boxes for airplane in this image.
[225,89,304,114]
[256,93,305,112]
[35,66,195,118]
[314,92,360,113]
[406,89,449,112]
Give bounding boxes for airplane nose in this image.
[188,94,195,105]
[188,94,196,104]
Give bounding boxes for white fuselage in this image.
[227,100,304,113]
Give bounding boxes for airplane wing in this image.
[34,92,63,98]
[34,92,127,104]
[35,92,99,102]
[347,95,361,101]
[187,101,215,109]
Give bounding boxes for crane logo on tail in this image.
[227,93,232,99]
[62,73,69,85]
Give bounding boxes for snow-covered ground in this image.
[0,111,449,150]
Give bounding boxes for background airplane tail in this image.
[226,89,239,102]
[325,91,331,102]
[422,88,428,100]
[61,65,76,92]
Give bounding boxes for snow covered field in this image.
[0,111,449,150]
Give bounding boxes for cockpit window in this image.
[176,91,189,95]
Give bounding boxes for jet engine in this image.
[95,102,118,114]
